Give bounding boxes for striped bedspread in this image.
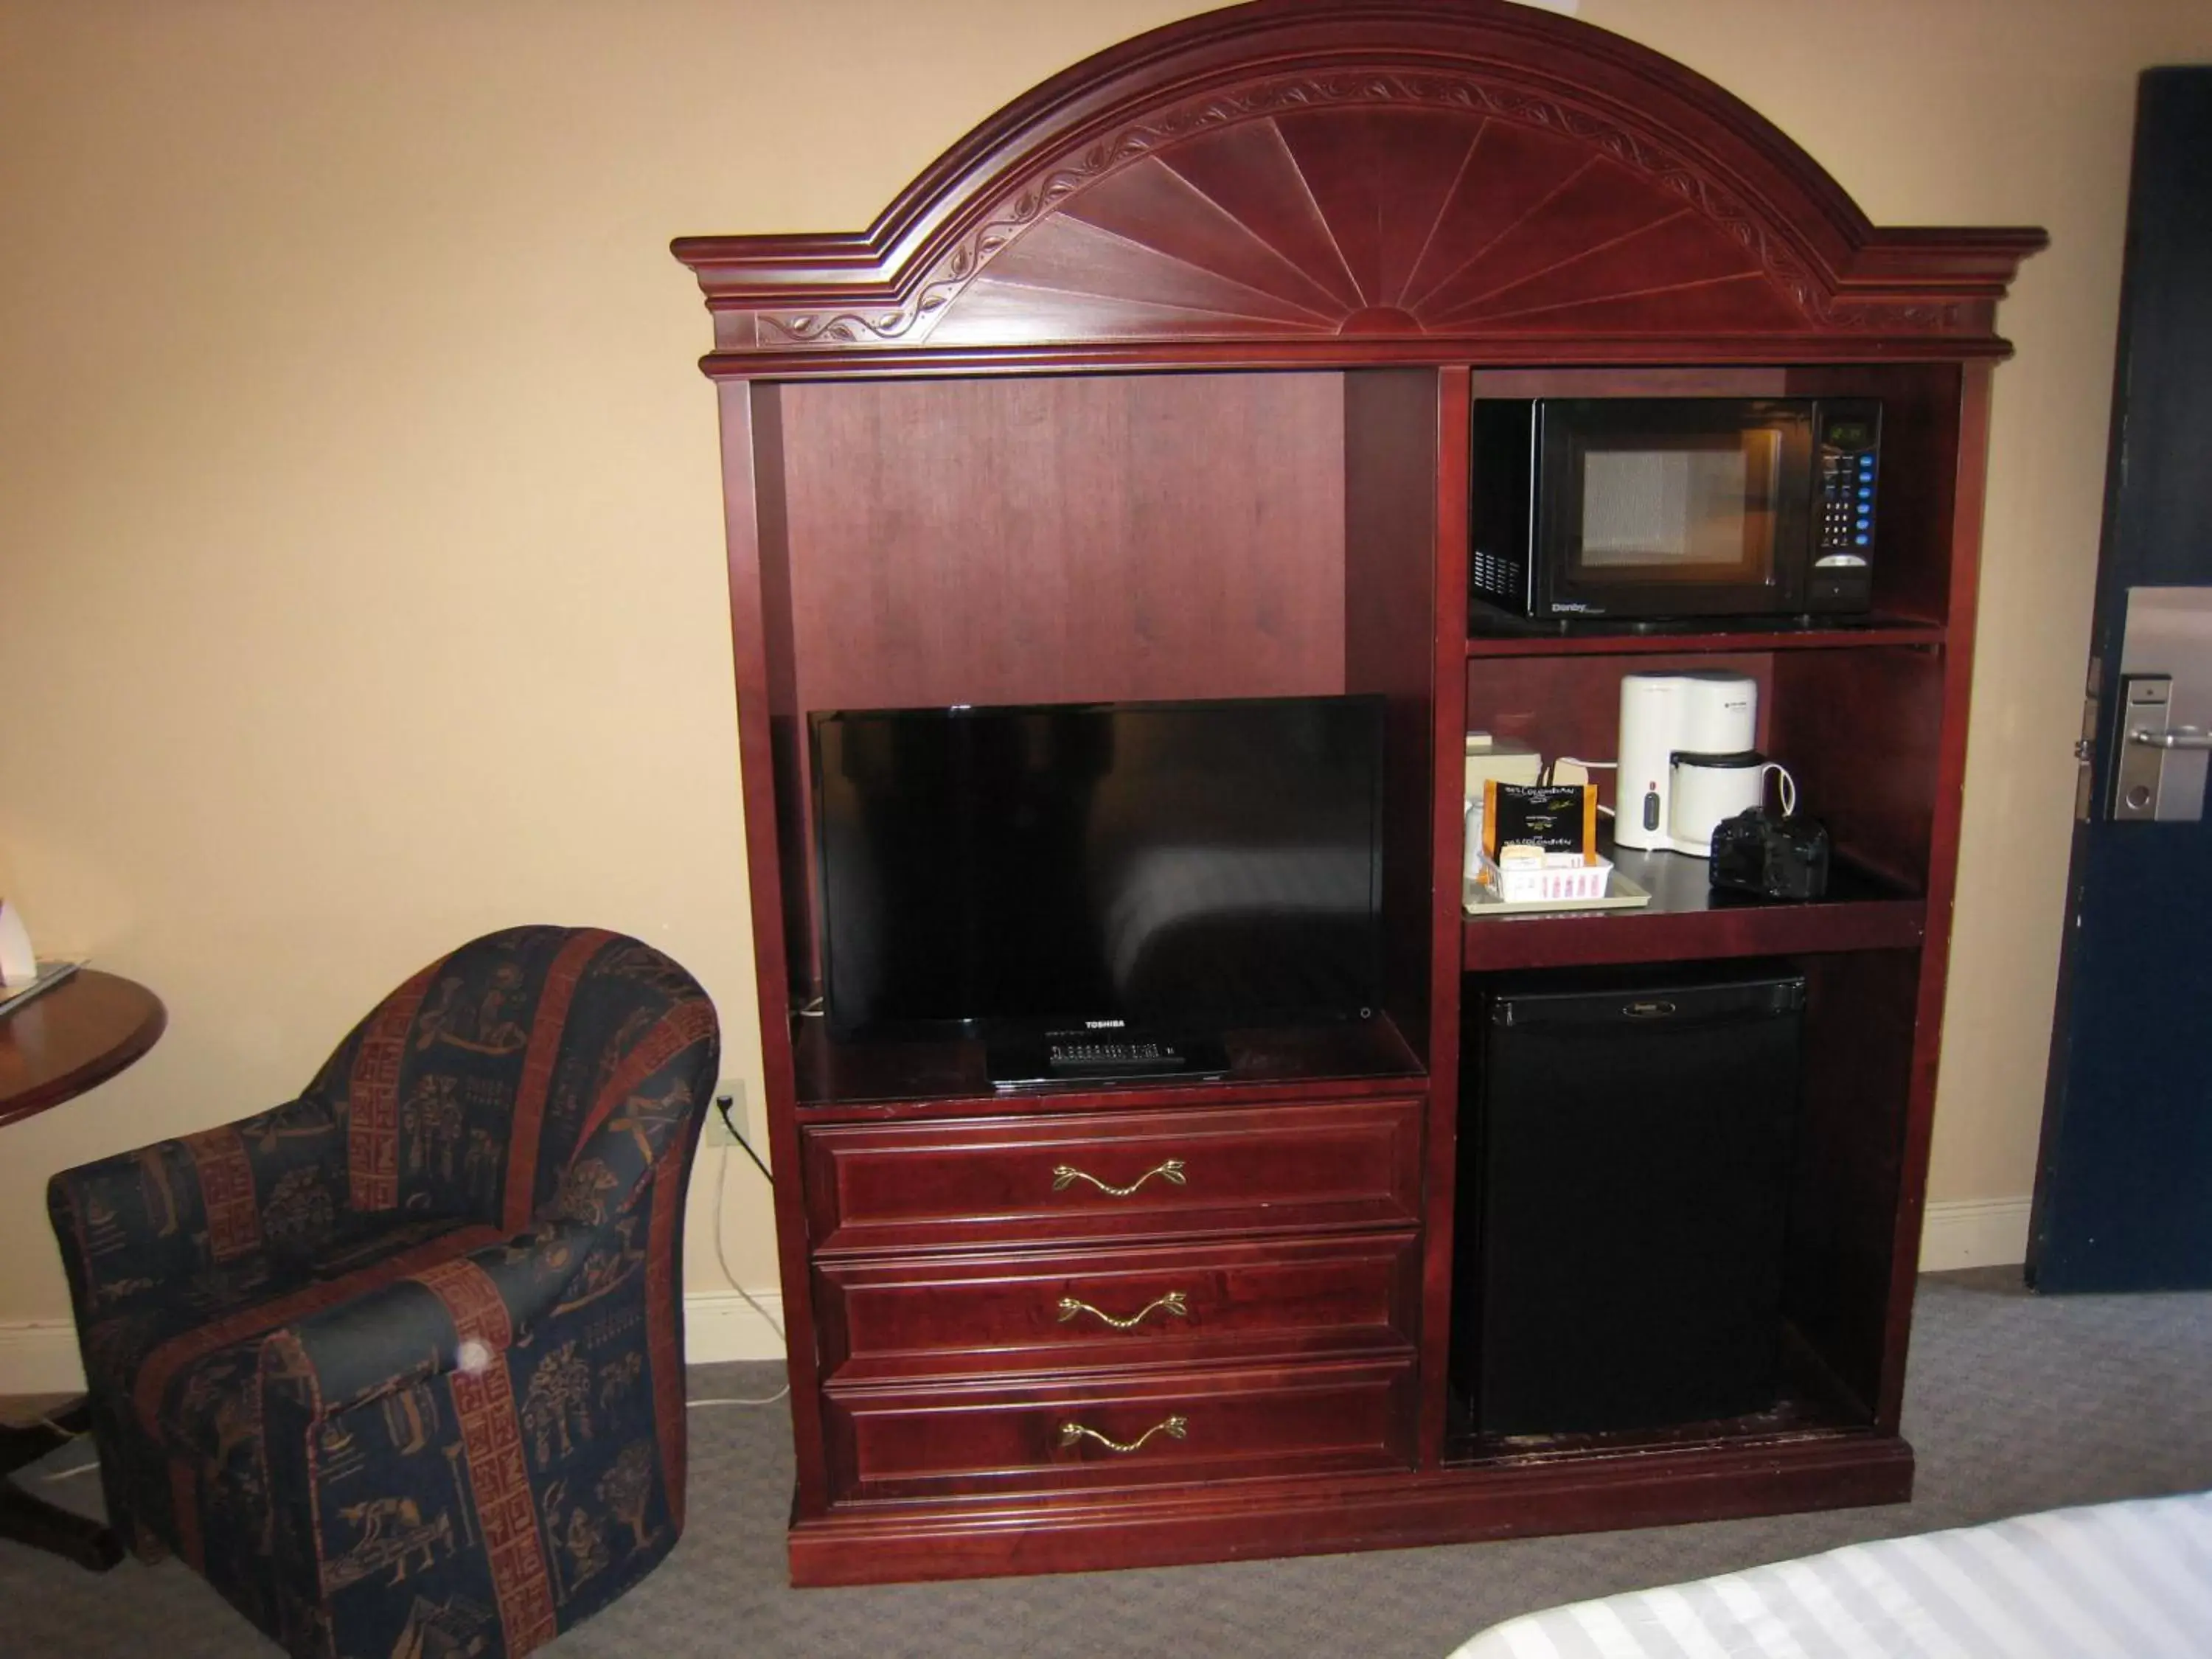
[1450,1490,2212,1658]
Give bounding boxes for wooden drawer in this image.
[823,1360,1417,1501]
[800,1096,1425,1255]
[815,1232,1421,1385]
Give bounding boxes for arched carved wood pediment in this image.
[675,1,2044,370]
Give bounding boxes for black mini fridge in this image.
[1455,965,1806,1436]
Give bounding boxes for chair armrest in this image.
[272,1205,639,1419]
[268,1012,717,1419]
[46,1094,345,1312]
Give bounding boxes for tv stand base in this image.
[785,1430,1914,1586]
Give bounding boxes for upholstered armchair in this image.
[46,925,719,1659]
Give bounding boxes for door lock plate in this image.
[2112,675,2210,821]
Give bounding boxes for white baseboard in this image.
[0,1321,85,1395]
[1919,1196,2034,1273]
[681,1288,787,1363]
[0,1288,790,1397]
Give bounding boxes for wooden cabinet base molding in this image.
[789,1433,1915,1587]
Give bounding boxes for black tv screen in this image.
[809,695,1385,1043]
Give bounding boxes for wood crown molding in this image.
[672,1,2045,364]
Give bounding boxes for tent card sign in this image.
[0,900,35,987]
[0,900,80,1014]
[1481,779,1599,863]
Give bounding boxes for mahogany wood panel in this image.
[1461,874,1924,975]
[698,338,2023,380]
[814,1232,1420,1385]
[1418,364,1474,1465]
[1782,950,1921,1427]
[717,383,837,1516]
[821,1360,1417,1502]
[1874,362,1997,1429]
[776,372,1346,715]
[0,972,164,1127]
[1343,368,1446,1062]
[740,384,818,1003]
[801,1096,1425,1256]
[789,1432,1912,1585]
[674,2,2043,370]
[1770,647,1947,892]
[1466,622,1947,658]
[1470,368,1791,402]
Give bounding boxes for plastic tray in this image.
[1462,868,1654,917]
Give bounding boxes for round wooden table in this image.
[0,970,166,1129]
[0,968,165,1571]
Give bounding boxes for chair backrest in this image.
[305,926,719,1233]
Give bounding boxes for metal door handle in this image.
[1057,1292,1189,1329]
[1058,1415,1188,1455]
[1051,1159,1186,1197]
[2129,725,2212,751]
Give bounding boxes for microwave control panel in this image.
[1812,400,1882,608]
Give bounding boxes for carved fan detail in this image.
[770,85,1805,352]
[886,103,1805,347]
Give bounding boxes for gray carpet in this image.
[5,1269,2211,1658]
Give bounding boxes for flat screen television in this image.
[809,695,1385,1084]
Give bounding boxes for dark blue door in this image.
[2031,69,2212,1292]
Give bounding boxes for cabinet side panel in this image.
[1783,948,1919,1424]
[778,374,1347,712]
[718,381,832,1513]
[1879,361,1995,1425]
[747,384,817,1003]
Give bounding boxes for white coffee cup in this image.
[1668,751,1767,855]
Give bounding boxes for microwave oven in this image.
[1470,397,1882,624]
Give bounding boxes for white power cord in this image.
[23,1415,100,1484]
[689,1135,790,1411]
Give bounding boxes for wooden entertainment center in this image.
[674,0,2043,1585]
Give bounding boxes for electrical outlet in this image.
[710,1078,767,1170]
[709,1079,745,1146]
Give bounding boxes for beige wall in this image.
[3,0,2208,1343]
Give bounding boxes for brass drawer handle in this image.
[1058,1415,1189,1455]
[1051,1158,1186,1198]
[1057,1291,1189,1331]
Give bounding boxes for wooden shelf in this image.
[1462,846,1924,973]
[1467,613,1946,658]
[791,1012,1426,1112]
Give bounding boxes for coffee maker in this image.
[1615,672,1762,855]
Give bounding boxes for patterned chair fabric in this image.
[47,926,720,1659]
